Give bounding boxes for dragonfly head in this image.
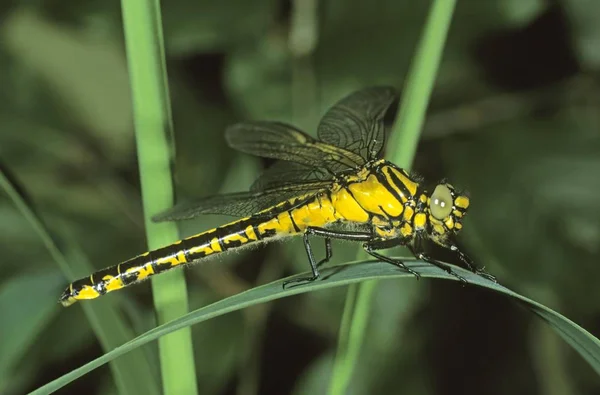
[428,183,469,238]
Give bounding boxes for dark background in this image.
[1,0,599,394]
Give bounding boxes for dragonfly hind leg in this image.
[282,227,372,289]
[282,233,328,288]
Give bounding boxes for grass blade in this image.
[120,0,198,393]
[328,1,458,393]
[0,168,159,395]
[29,260,600,394]
[388,0,458,169]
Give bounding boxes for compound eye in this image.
[430,184,453,220]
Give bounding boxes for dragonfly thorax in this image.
[336,161,470,247]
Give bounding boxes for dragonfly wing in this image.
[152,181,332,221]
[226,121,364,172]
[317,86,398,162]
[250,161,333,192]
[156,87,397,222]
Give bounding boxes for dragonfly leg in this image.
[304,227,373,241]
[281,233,323,288]
[283,227,372,289]
[317,237,332,269]
[363,244,421,279]
[407,245,467,284]
[448,244,497,283]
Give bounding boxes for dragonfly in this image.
[59,86,495,307]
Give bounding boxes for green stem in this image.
[120,0,198,394]
[388,0,457,168]
[327,1,457,394]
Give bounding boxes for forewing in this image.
[317,86,398,162]
[226,121,364,172]
[152,181,332,221]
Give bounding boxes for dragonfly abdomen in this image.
[58,213,293,307]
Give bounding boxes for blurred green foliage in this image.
[1,1,600,394]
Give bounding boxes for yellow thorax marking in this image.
[400,223,413,237]
[348,174,403,217]
[414,213,427,228]
[388,167,418,197]
[403,206,414,221]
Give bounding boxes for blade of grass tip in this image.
[0,168,159,395]
[120,1,198,394]
[327,1,457,394]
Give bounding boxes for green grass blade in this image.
[327,280,375,395]
[388,0,458,169]
[0,169,159,395]
[120,0,198,393]
[328,1,458,393]
[29,261,600,394]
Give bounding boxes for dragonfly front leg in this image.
[448,244,497,283]
[407,244,468,284]
[283,227,373,288]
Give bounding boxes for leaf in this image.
[30,260,600,394]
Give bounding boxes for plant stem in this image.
[327,1,457,394]
[120,0,198,394]
[387,0,458,168]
